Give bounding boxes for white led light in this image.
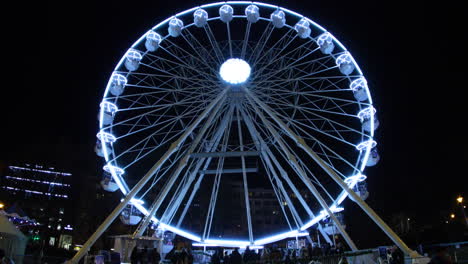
[219,58,251,84]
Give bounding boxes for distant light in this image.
[0,203,4,209]
[457,196,463,204]
[450,213,455,219]
[219,58,251,84]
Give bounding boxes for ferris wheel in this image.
[72,2,419,263]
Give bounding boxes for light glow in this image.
[344,174,367,186]
[96,131,116,143]
[219,58,251,84]
[254,230,308,245]
[356,140,377,151]
[357,106,376,121]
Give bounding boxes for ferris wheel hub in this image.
[219,58,251,85]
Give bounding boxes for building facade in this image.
[0,163,73,249]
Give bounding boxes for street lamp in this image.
[0,202,5,209]
[450,213,455,219]
[457,196,463,204]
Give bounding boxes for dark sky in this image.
[3,0,467,246]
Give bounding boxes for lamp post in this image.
[456,196,468,227]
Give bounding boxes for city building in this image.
[0,163,74,249]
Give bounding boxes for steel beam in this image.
[68,89,228,264]
[245,88,420,258]
[190,151,259,158]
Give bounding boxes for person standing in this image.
[230,248,242,264]
[428,247,452,264]
[150,247,161,264]
[130,246,140,264]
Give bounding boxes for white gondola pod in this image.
[145,30,162,52]
[366,147,380,167]
[317,32,335,54]
[168,18,184,37]
[295,18,311,39]
[109,73,127,96]
[335,52,355,75]
[124,49,142,72]
[219,5,233,23]
[357,106,379,132]
[245,5,260,23]
[270,10,285,28]
[349,77,369,102]
[193,9,208,28]
[100,171,119,192]
[352,181,369,201]
[99,101,118,125]
[120,205,142,225]
[94,140,113,157]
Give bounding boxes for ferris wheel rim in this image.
[97,1,378,247]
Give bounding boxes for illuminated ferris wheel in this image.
[71,2,421,262]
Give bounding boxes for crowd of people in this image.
[210,243,348,264]
[130,246,162,264]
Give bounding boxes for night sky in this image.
[3,0,467,247]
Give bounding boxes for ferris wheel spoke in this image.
[241,107,305,228]
[253,39,320,80]
[247,23,275,64]
[251,27,295,67]
[156,39,219,78]
[175,104,235,228]
[183,26,220,66]
[241,22,252,59]
[178,33,219,72]
[204,23,225,63]
[124,71,216,88]
[252,52,338,84]
[226,22,233,58]
[131,92,228,237]
[244,92,358,249]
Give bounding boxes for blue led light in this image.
[103,164,124,176]
[96,131,117,143]
[100,101,118,113]
[220,58,251,84]
[356,140,377,151]
[357,106,376,121]
[344,174,367,186]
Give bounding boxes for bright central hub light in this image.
[219,58,251,84]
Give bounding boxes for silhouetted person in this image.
[211,250,221,264]
[130,247,140,264]
[429,247,452,264]
[150,247,161,264]
[243,246,254,263]
[230,249,242,264]
[390,245,404,264]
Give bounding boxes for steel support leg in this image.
[245,88,420,258]
[67,89,228,264]
[244,92,358,251]
[133,93,227,237]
